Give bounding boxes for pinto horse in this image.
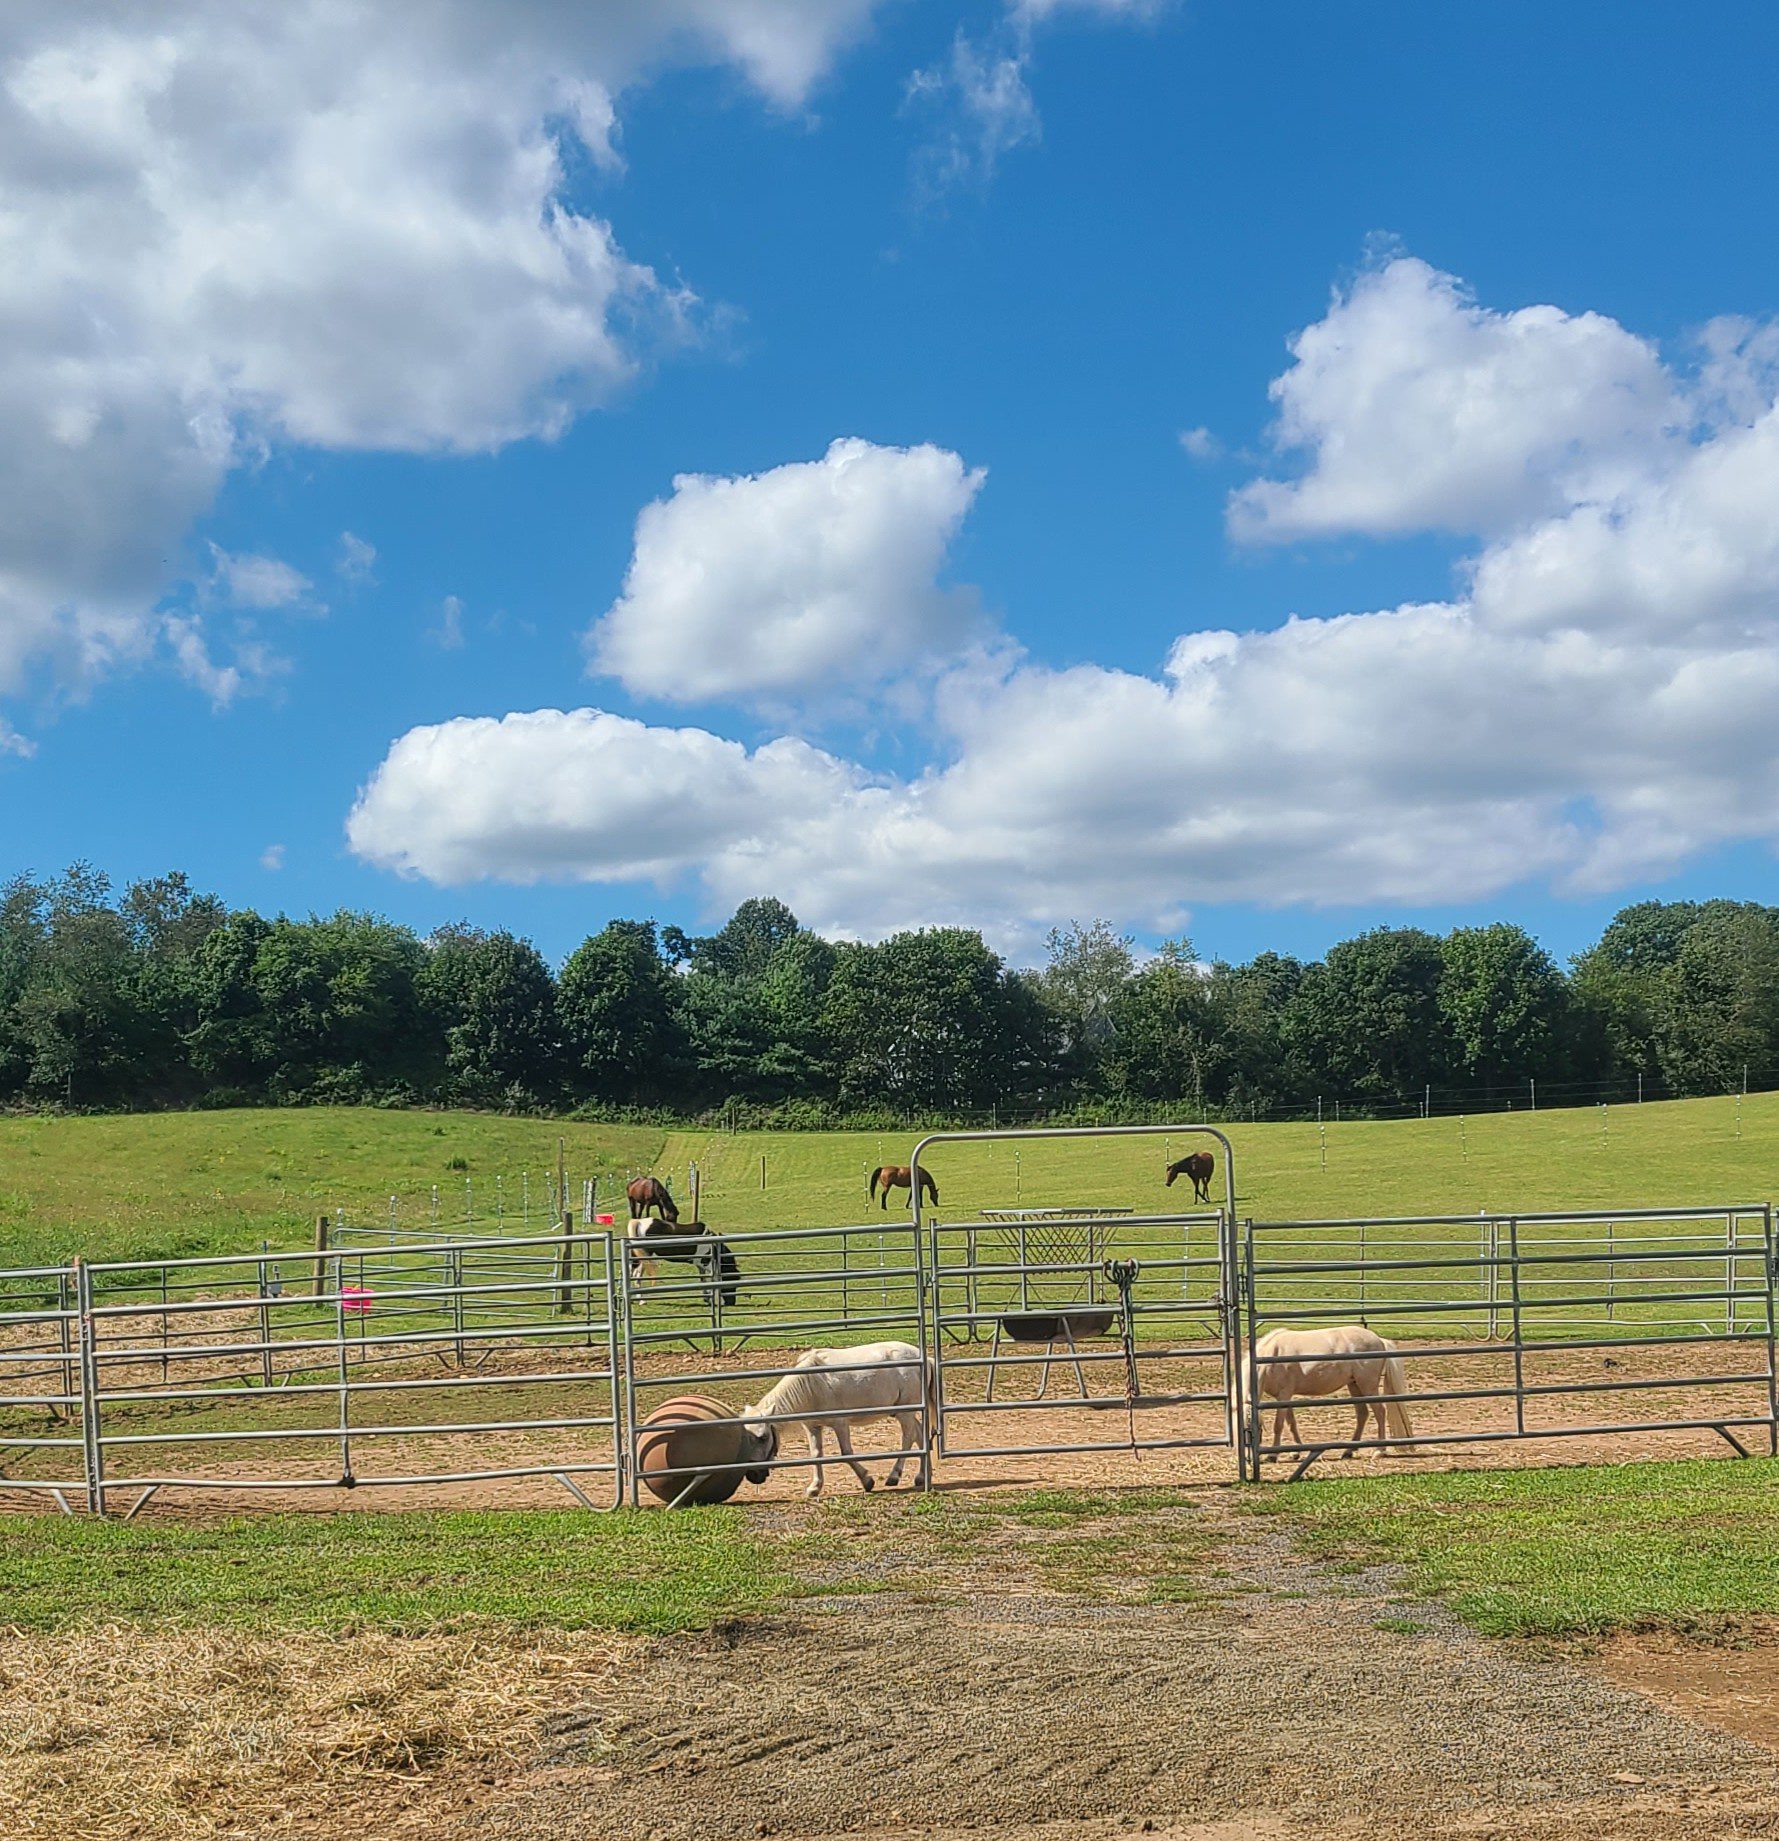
[625,1218,739,1308]
[868,1165,939,1210]
[627,1175,678,1222]
[1164,1151,1216,1205]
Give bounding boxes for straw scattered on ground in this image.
[0,1624,629,1840]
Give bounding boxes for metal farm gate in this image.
[913,1125,1246,1474]
[0,1230,624,1518]
[1239,1205,1778,1481]
[4,1115,1779,1514]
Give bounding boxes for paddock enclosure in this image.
[0,1125,1774,1514]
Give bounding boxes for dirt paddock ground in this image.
[497,1502,1779,1841]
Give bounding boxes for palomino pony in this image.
[1164,1151,1215,1205]
[1241,1324,1414,1459]
[868,1165,938,1210]
[627,1175,678,1221]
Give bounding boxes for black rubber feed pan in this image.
[998,1308,1116,1343]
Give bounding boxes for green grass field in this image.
[0,1090,1773,1271]
[0,1506,784,1634]
[6,1463,1777,1641]
[1249,1456,1779,1636]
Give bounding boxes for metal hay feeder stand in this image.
[975,1208,1136,1402]
[635,1393,757,1507]
[987,1308,1119,1401]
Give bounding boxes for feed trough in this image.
[635,1392,761,1506]
[997,1308,1115,1344]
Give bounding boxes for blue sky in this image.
[6,1,1779,967]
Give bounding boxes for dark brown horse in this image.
[868,1165,939,1209]
[1164,1151,1215,1205]
[627,1175,678,1222]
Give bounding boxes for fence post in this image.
[54,1267,73,1425]
[1507,1216,1526,1437]
[312,1214,329,1299]
[602,1232,624,1505]
[74,1257,104,1516]
[1236,1215,1257,1482]
[451,1245,466,1367]
[556,1211,574,1314]
[1762,1204,1776,1457]
[333,1273,353,1486]
[256,1253,274,1390]
[1726,1211,1737,1337]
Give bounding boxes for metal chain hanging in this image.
[1102,1257,1142,1453]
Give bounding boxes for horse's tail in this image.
[868,1166,882,1201]
[1381,1348,1413,1448]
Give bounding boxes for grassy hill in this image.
[0,1091,1772,1271]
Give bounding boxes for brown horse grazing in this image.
[1165,1151,1215,1205]
[868,1165,939,1210]
[627,1175,678,1222]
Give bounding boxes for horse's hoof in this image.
[861,1477,875,1492]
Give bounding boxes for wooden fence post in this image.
[312,1214,329,1299]
[555,1211,574,1314]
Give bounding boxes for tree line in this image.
[2,868,1776,1122]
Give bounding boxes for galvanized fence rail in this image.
[1242,1206,1778,1481]
[63,1230,622,1518]
[0,1264,84,1512]
[619,1221,931,1504]
[926,1212,1234,1465]
[4,1145,1778,1514]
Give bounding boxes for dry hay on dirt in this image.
[0,1624,629,1840]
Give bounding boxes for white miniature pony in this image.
[741,1341,934,1499]
[1242,1324,1414,1459]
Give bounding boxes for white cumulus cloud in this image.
[586,438,988,707]
[351,258,1779,945]
[0,0,888,709]
[1229,256,1680,543]
[347,708,870,888]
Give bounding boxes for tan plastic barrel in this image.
[636,1393,754,1506]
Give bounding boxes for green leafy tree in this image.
[248,913,434,1101]
[420,926,559,1106]
[1103,940,1222,1105]
[1286,927,1452,1103]
[1438,924,1571,1089]
[0,874,48,1098]
[676,898,803,982]
[13,866,151,1105]
[1654,906,1779,1094]
[1206,951,1309,1110]
[1570,900,1707,1079]
[558,919,686,1105]
[753,929,839,1099]
[1037,919,1136,1081]
[185,911,276,1096]
[822,928,1053,1110]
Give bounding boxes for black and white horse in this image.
[625,1218,740,1309]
